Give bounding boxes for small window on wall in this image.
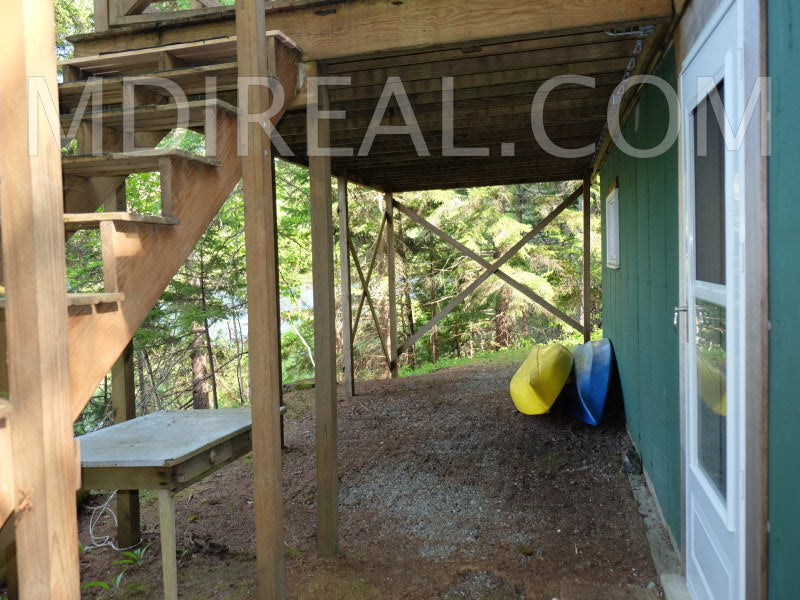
[606,181,620,270]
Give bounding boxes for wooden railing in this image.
[93,0,328,31]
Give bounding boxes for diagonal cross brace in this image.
[393,198,584,333]
[397,185,584,354]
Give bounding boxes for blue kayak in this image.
[565,339,613,426]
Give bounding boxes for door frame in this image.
[676,0,768,598]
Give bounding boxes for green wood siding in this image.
[768,2,800,598]
[599,50,681,545]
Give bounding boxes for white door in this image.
[680,3,746,600]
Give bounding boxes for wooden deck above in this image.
[64,0,675,190]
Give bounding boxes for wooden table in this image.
[78,409,253,600]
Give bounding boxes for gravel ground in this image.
[75,359,662,599]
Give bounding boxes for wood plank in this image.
[348,238,390,365]
[337,177,355,397]
[72,0,674,61]
[583,178,592,341]
[156,490,178,600]
[0,1,81,596]
[393,200,584,333]
[308,72,338,557]
[350,215,386,342]
[399,186,583,352]
[384,193,398,378]
[64,212,179,231]
[235,1,287,597]
[110,342,140,548]
[62,31,300,76]
[62,149,219,177]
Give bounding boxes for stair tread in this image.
[60,98,239,131]
[59,62,237,111]
[0,292,124,310]
[62,149,220,177]
[59,31,300,78]
[64,212,180,231]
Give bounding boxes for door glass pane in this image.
[693,82,726,285]
[696,299,727,498]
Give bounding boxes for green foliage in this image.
[55,0,93,59]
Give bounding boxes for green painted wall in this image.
[599,50,682,545]
[768,2,800,598]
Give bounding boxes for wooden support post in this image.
[235,1,285,598]
[94,0,110,31]
[309,77,338,557]
[111,343,140,548]
[384,193,399,378]
[0,2,81,597]
[156,490,178,600]
[338,177,355,397]
[583,179,592,342]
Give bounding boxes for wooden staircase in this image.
[0,30,301,531]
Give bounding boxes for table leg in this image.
[157,489,178,600]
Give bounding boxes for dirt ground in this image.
[75,360,662,599]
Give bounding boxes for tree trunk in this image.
[431,323,438,365]
[197,255,219,409]
[494,284,512,348]
[191,323,211,410]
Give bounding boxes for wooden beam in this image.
[583,178,592,342]
[399,186,583,353]
[348,239,391,366]
[393,200,584,333]
[308,74,338,558]
[384,194,398,378]
[337,177,355,397]
[0,1,81,597]
[350,215,386,342]
[75,0,674,61]
[235,1,285,598]
[111,343,140,548]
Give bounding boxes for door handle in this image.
[674,305,687,333]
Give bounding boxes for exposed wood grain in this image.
[62,149,219,177]
[338,177,355,397]
[64,212,179,232]
[350,215,385,342]
[111,342,140,548]
[73,0,673,61]
[0,1,81,596]
[157,490,178,600]
[385,193,398,377]
[393,200,584,333]
[349,238,390,365]
[399,186,583,352]
[236,1,287,597]
[309,74,339,557]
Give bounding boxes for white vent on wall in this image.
[606,186,620,270]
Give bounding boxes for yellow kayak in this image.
[510,344,574,415]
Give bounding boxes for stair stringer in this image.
[68,107,242,420]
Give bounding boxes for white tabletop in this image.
[78,408,252,469]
